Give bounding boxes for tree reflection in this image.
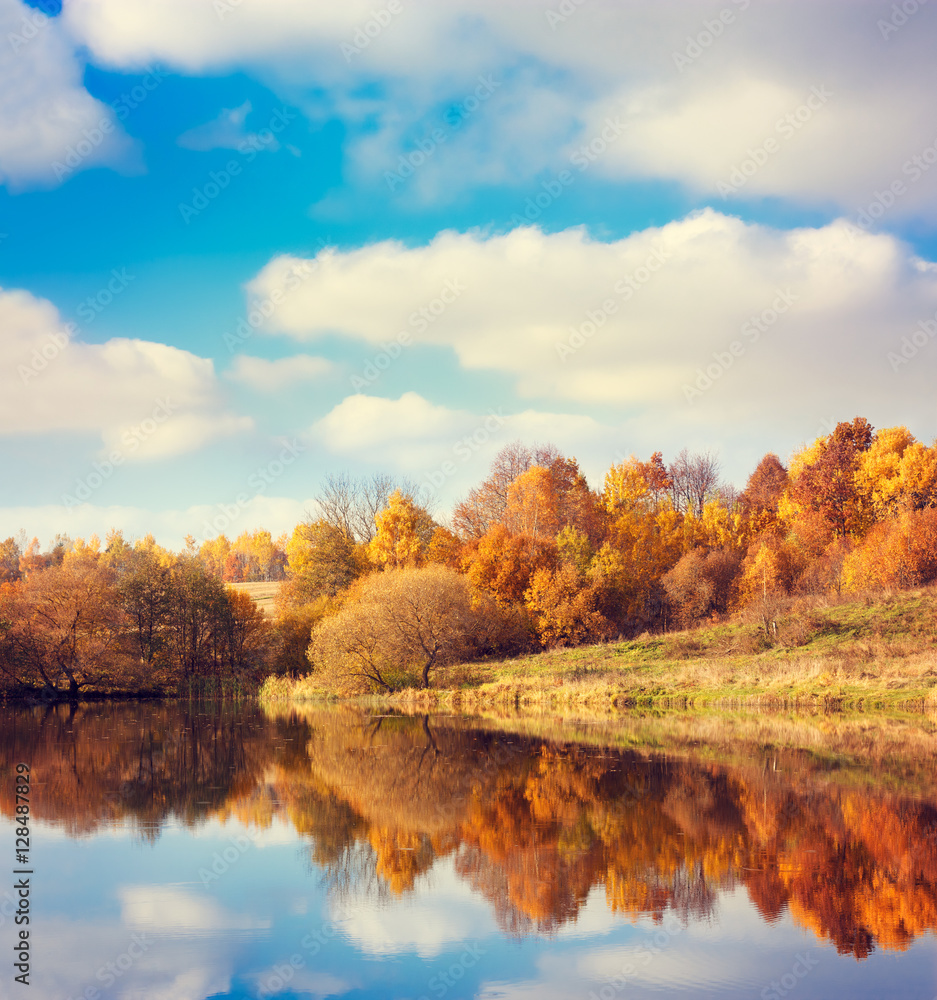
[2,704,936,959]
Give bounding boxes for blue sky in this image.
[2,0,937,548]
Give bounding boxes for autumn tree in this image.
[311,565,485,690]
[502,466,562,538]
[314,472,429,543]
[854,427,937,520]
[668,449,722,518]
[662,547,741,626]
[0,554,133,696]
[369,490,433,569]
[118,547,173,672]
[785,418,874,539]
[284,520,360,605]
[841,507,937,592]
[452,441,562,537]
[462,524,557,609]
[556,525,593,575]
[0,537,21,583]
[199,534,231,579]
[217,587,274,679]
[738,454,788,537]
[524,563,611,648]
[101,529,134,572]
[425,526,463,568]
[597,454,684,630]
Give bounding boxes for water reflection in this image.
[3,702,936,969]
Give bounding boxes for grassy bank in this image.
[261,586,937,714]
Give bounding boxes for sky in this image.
[2,0,937,549]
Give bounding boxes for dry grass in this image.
[229,581,282,617]
[261,585,937,714]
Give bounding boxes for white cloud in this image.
[119,884,270,932]
[228,353,333,391]
[336,858,495,958]
[0,287,252,461]
[11,916,235,1000]
[308,392,610,503]
[248,215,937,457]
[59,0,937,211]
[0,0,135,188]
[479,889,829,1000]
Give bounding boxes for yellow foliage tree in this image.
[369,490,425,569]
[854,426,916,519]
[502,466,561,538]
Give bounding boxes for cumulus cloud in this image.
[308,391,613,504]
[0,0,135,188]
[248,214,937,454]
[227,353,333,391]
[0,287,252,460]
[59,0,937,211]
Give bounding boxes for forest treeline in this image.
[2,704,936,958]
[1,416,936,696]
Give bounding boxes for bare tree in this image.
[668,449,722,518]
[312,472,431,543]
[452,440,562,538]
[313,472,357,539]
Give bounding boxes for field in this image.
[229,581,282,617]
[262,585,937,714]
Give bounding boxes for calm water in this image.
[1,703,936,1000]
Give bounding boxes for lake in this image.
[1,702,936,999]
